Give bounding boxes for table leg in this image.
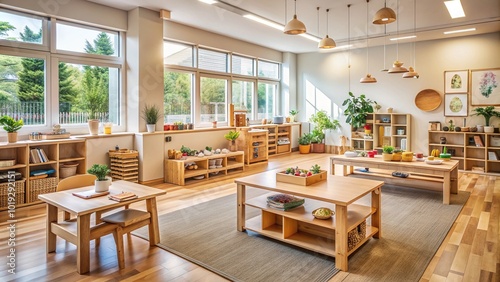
[331,162,336,175]
[46,204,57,253]
[342,165,348,176]
[335,205,348,272]
[451,167,458,194]
[237,183,246,232]
[371,187,382,238]
[77,214,91,274]
[443,172,451,205]
[146,197,160,245]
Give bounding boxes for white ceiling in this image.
[88,0,500,53]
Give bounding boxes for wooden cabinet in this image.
[428,131,500,174]
[351,113,411,152]
[236,128,269,165]
[239,124,292,161]
[164,151,244,185]
[0,139,86,209]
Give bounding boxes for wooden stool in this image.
[100,209,151,269]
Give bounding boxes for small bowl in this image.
[312,208,334,219]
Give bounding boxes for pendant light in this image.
[373,0,396,24]
[361,0,377,83]
[284,0,306,35]
[403,0,419,78]
[388,0,408,73]
[319,8,336,49]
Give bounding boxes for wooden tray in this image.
[41,133,71,140]
[276,170,327,186]
[415,89,441,111]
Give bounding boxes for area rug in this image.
[134,186,469,282]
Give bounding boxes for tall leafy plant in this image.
[342,92,375,129]
[471,106,500,126]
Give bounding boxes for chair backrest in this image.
[57,174,97,191]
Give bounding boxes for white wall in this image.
[297,32,500,154]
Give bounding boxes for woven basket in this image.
[0,179,25,208]
[348,221,367,251]
[60,163,79,178]
[29,177,57,203]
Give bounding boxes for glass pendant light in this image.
[373,0,396,24]
[361,0,377,83]
[319,8,336,49]
[403,0,419,78]
[284,0,306,35]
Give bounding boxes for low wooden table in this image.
[330,155,459,204]
[38,180,166,274]
[235,170,383,272]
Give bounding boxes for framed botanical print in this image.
[444,70,468,93]
[470,68,500,106]
[444,93,468,116]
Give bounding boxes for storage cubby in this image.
[236,128,268,165]
[428,131,500,174]
[352,113,411,151]
[0,139,86,209]
[164,151,244,185]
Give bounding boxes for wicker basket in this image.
[0,179,25,208]
[60,163,79,178]
[348,221,367,251]
[29,177,57,202]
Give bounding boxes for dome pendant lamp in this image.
[319,8,336,49]
[388,0,408,73]
[361,0,377,83]
[284,0,306,35]
[403,0,419,78]
[373,0,396,24]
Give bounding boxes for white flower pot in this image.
[88,119,99,135]
[484,126,495,133]
[95,178,111,192]
[146,124,156,133]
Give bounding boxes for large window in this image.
[200,76,227,123]
[0,8,124,133]
[164,71,193,123]
[257,82,277,120]
[0,53,46,125]
[163,40,281,126]
[56,22,119,57]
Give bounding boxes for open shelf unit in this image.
[236,128,269,165]
[249,124,292,157]
[164,151,244,185]
[428,131,500,174]
[0,139,86,209]
[351,113,411,152]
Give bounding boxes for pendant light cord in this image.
[366,0,369,73]
[317,7,320,36]
[326,9,330,36]
[396,0,400,60]
[413,0,417,69]
[348,4,351,92]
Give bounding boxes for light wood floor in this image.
[0,153,498,281]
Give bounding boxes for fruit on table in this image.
[313,208,333,217]
[430,149,440,157]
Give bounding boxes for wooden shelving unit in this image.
[428,131,500,174]
[236,128,269,165]
[164,151,244,185]
[0,139,86,209]
[109,149,139,183]
[351,113,411,152]
[239,124,292,160]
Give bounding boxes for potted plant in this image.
[309,110,341,153]
[382,145,395,161]
[142,104,162,133]
[224,130,240,152]
[87,164,111,192]
[289,110,298,122]
[471,106,500,133]
[87,94,102,136]
[342,92,376,129]
[0,115,24,143]
[298,133,312,154]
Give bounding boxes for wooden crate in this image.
[276,170,327,186]
[109,149,139,183]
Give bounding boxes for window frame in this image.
[197,72,230,127]
[0,8,49,51]
[163,68,195,125]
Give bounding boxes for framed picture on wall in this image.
[444,70,468,93]
[470,68,500,106]
[444,93,468,116]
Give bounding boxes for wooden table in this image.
[330,155,459,204]
[235,170,383,272]
[38,180,166,274]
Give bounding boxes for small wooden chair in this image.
[57,174,97,220]
[100,209,151,269]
